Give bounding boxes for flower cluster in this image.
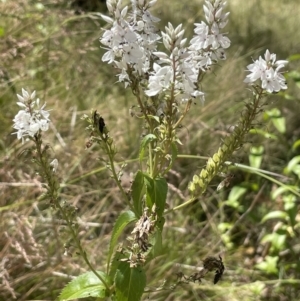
[145,23,205,102]
[244,49,288,93]
[100,0,160,87]
[188,0,230,69]
[100,0,231,103]
[12,89,50,143]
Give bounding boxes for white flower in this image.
[142,10,160,23]
[50,159,58,173]
[190,22,211,50]
[244,57,267,83]
[99,0,160,86]
[100,0,226,103]
[145,64,173,96]
[123,44,143,64]
[16,88,36,104]
[210,22,230,49]
[244,50,288,92]
[189,0,230,70]
[262,68,287,93]
[12,89,51,143]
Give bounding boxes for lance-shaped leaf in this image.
[115,262,146,301]
[131,171,145,217]
[144,174,168,218]
[59,271,110,301]
[107,211,137,273]
[149,217,165,259]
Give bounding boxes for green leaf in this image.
[153,178,168,217]
[292,139,300,151]
[109,251,127,280]
[271,185,297,199]
[115,262,146,301]
[144,175,168,217]
[261,210,288,223]
[283,194,296,211]
[285,156,300,178]
[107,211,137,273]
[255,256,278,275]
[248,281,266,295]
[143,175,154,209]
[261,233,286,251]
[283,93,294,100]
[272,116,286,133]
[249,128,277,140]
[139,134,156,163]
[288,54,300,62]
[264,108,286,133]
[284,197,297,227]
[59,271,110,301]
[249,145,264,169]
[287,70,300,81]
[225,186,247,209]
[131,171,145,217]
[218,222,233,232]
[150,217,165,258]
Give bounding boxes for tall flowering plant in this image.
[12,0,288,300]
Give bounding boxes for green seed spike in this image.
[189,90,266,196]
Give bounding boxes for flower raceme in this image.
[100,0,231,103]
[12,4,288,147]
[100,0,160,87]
[12,88,51,144]
[244,49,288,93]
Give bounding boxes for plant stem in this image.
[56,202,111,291]
[101,136,134,212]
[34,134,111,292]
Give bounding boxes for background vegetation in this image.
[1,0,300,300]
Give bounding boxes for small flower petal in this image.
[50,159,58,173]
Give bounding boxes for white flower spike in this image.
[244,49,288,93]
[12,89,51,144]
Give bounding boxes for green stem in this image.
[34,134,111,292]
[57,202,111,292]
[165,196,197,214]
[100,133,134,212]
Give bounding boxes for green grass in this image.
[1,0,300,300]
